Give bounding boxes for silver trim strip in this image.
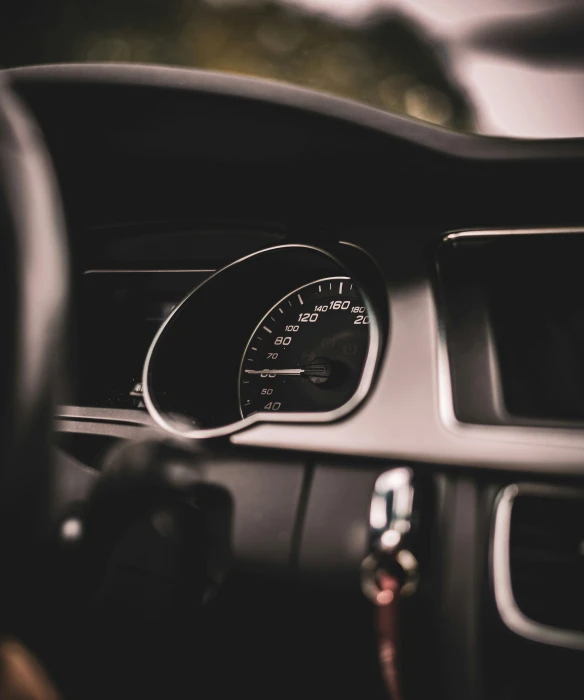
[492,483,584,651]
[142,244,381,439]
[56,405,154,426]
[83,269,215,274]
[445,227,584,242]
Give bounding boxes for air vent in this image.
[493,484,584,650]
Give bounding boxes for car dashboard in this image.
[7,63,584,700]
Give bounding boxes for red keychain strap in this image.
[375,570,404,700]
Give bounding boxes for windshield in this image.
[2,0,583,138]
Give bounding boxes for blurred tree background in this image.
[0,0,473,131]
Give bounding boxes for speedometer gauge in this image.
[144,244,383,438]
[239,277,370,417]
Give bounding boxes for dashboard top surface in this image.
[6,62,584,162]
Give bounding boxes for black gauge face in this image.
[239,277,370,417]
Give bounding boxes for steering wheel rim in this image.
[0,76,68,630]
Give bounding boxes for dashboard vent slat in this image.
[493,484,584,650]
[510,492,584,633]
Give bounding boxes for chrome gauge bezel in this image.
[142,244,382,439]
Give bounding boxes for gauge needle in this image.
[244,362,331,377]
[245,368,305,375]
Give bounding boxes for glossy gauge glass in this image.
[239,277,370,417]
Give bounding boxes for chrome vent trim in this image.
[492,483,584,651]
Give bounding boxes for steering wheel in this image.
[0,80,225,699]
[0,75,67,662]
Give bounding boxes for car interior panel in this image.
[1,3,584,698]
